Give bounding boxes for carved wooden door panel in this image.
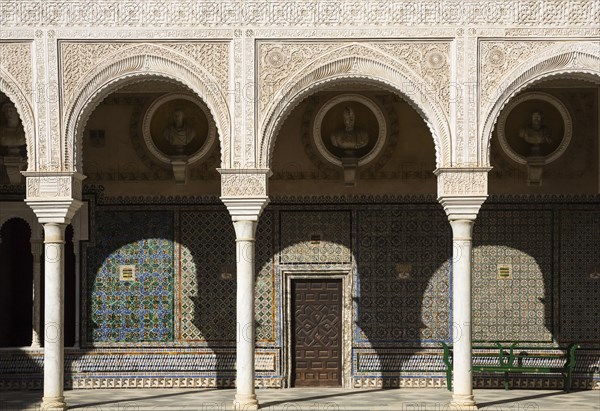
[292,279,342,387]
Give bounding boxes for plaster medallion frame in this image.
[282,268,353,389]
[497,92,572,166]
[142,93,216,166]
[312,94,387,168]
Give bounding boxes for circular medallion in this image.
[497,92,572,165]
[312,94,387,168]
[142,93,216,166]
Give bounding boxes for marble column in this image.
[221,192,269,410]
[31,238,43,348]
[73,239,81,347]
[41,223,67,410]
[25,172,84,411]
[435,167,489,411]
[233,219,259,410]
[450,219,476,408]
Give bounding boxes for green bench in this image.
[441,342,580,391]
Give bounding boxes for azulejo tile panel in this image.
[356,208,452,343]
[473,209,554,342]
[280,210,352,264]
[178,210,275,343]
[559,210,600,342]
[86,211,174,343]
[179,210,236,342]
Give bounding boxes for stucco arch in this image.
[0,69,35,170]
[64,44,231,172]
[259,50,452,169]
[481,43,600,166]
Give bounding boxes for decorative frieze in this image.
[2,1,599,28]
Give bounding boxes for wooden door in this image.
[292,279,342,387]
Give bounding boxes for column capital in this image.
[219,168,270,221]
[23,172,85,224]
[220,197,269,222]
[219,168,271,197]
[434,167,491,221]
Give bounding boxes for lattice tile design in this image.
[179,211,236,341]
[473,209,553,342]
[357,208,451,342]
[178,210,275,342]
[355,350,445,373]
[87,211,174,342]
[280,211,352,264]
[255,211,276,342]
[559,210,600,342]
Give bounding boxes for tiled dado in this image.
[0,348,281,390]
[352,349,600,389]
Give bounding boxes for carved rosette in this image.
[61,42,231,172]
[258,41,452,169]
[480,42,600,166]
[435,168,491,221]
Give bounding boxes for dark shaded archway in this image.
[0,218,33,347]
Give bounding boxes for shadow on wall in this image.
[276,205,453,388]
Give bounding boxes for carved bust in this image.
[0,101,26,155]
[330,106,369,152]
[162,108,196,154]
[518,111,552,147]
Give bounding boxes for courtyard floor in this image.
[0,388,598,411]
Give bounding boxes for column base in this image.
[450,394,477,410]
[233,393,259,410]
[41,396,67,410]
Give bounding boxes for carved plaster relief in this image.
[220,171,269,197]
[480,42,600,166]
[2,1,599,28]
[0,43,33,99]
[0,42,35,168]
[258,41,452,169]
[60,42,231,172]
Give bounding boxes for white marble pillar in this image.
[233,219,259,410]
[450,219,476,409]
[435,167,489,411]
[31,238,43,348]
[220,170,270,411]
[41,223,67,410]
[73,240,81,347]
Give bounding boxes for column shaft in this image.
[41,223,67,411]
[31,239,43,348]
[450,219,476,408]
[233,219,259,411]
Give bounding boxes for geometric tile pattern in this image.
[255,211,276,342]
[178,210,276,342]
[356,208,452,343]
[559,210,600,342]
[179,210,236,342]
[472,209,553,342]
[86,210,174,343]
[280,210,352,264]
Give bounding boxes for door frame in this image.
[282,268,353,388]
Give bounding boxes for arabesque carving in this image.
[2,1,599,28]
[61,43,231,172]
[480,42,600,166]
[258,42,452,169]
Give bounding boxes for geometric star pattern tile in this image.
[472,209,553,342]
[178,210,275,343]
[559,210,600,342]
[86,210,174,343]
[280,210,352,264]
[356,207,452,343]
